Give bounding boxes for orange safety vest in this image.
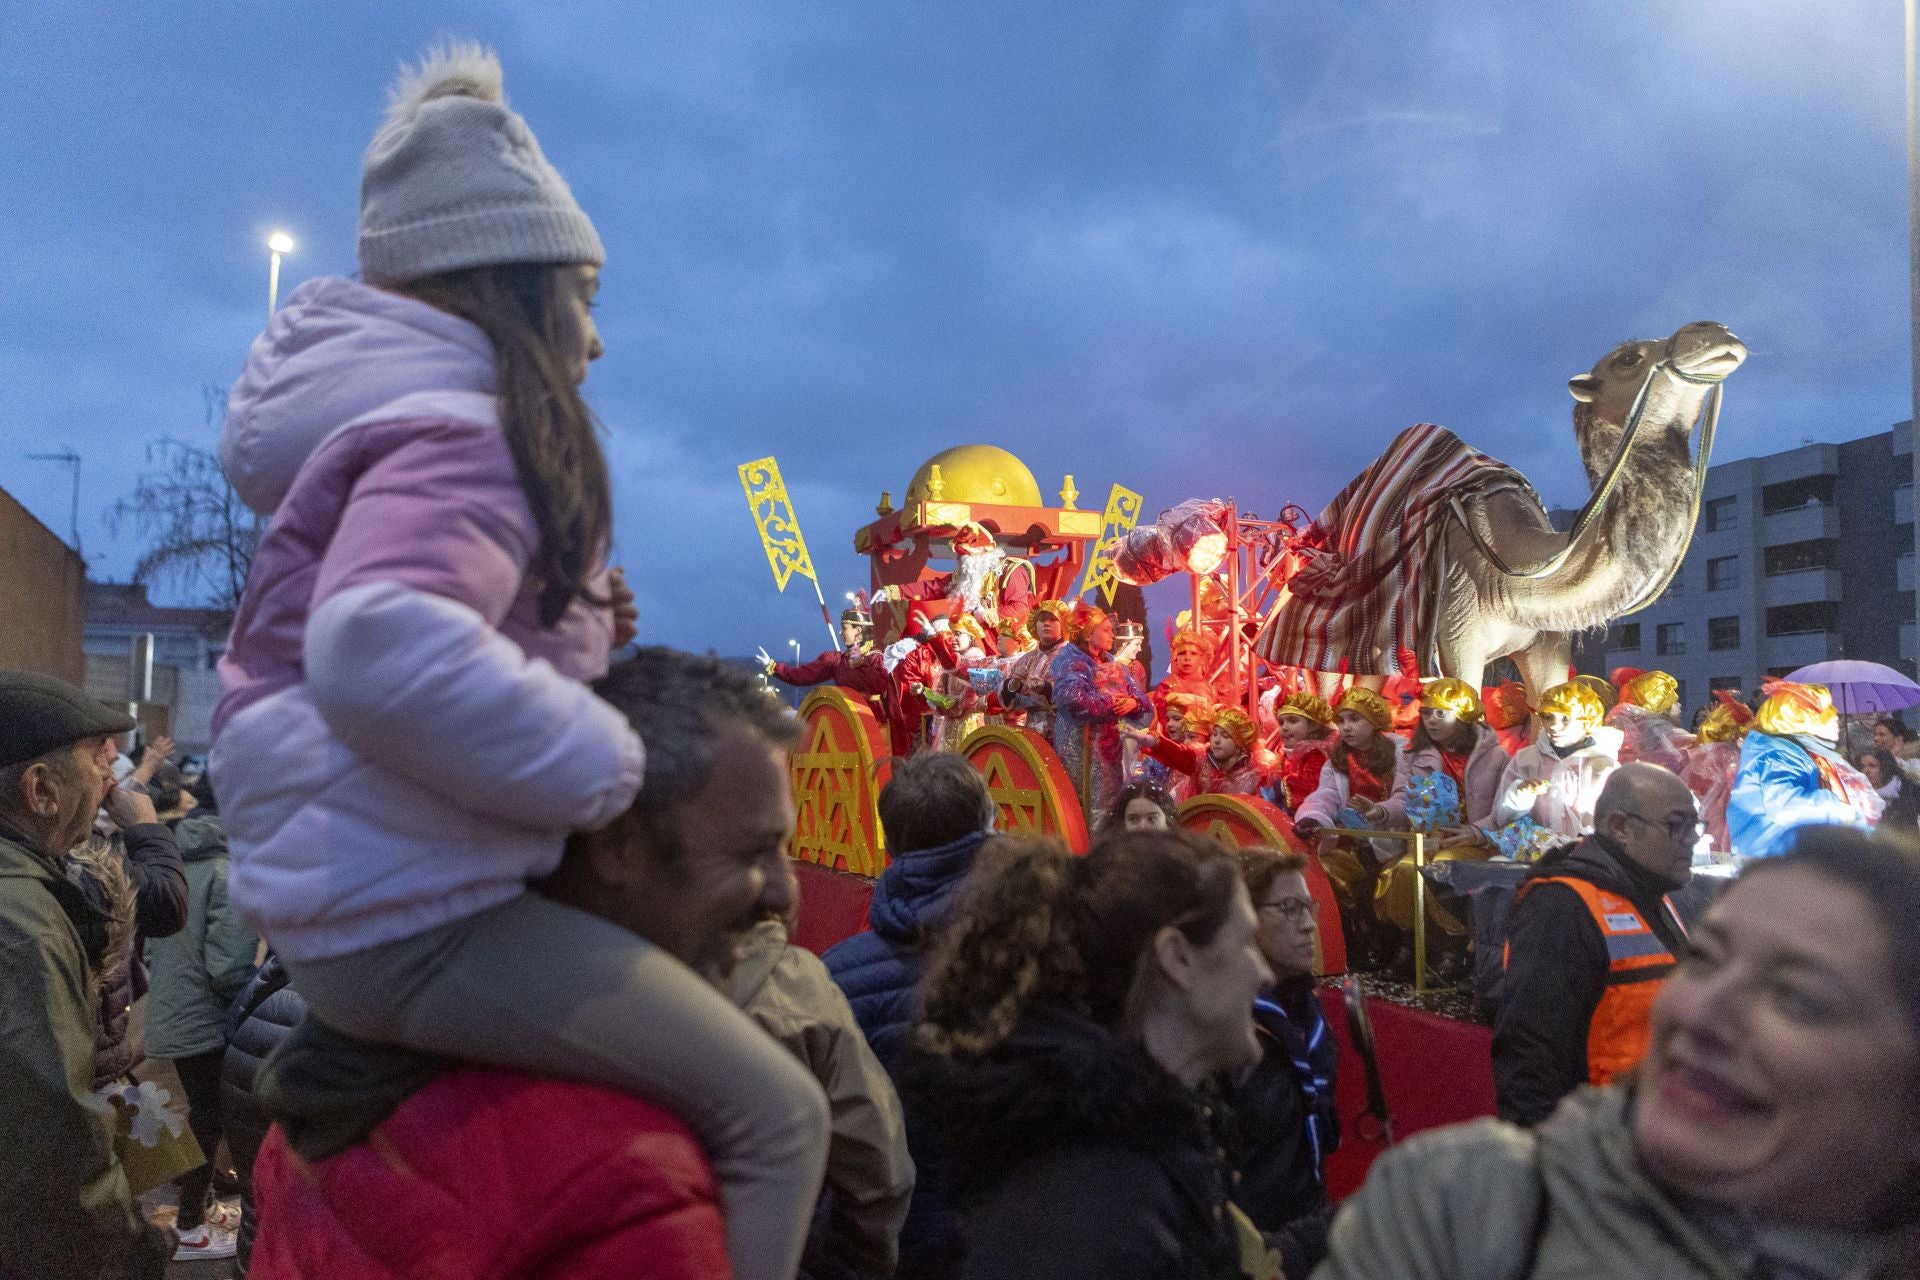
[1506,876,1677,1085]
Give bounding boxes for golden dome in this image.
[905,445,1043,507]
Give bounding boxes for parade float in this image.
[742,320,1748,1194]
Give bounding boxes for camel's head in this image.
[1568,321,1747,473]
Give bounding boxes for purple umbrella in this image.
[1784,660,1920,716]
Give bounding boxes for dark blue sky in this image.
[2,3,1909,662]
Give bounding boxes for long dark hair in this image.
[1331,732,1397,781]
[398,263,611,626]
[914,830,1240,1057]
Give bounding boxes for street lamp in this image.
[788,638,802,665]
[267,231,295,318]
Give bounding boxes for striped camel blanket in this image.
[1257,423,1541,676]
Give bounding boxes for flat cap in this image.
[0,670,136,768]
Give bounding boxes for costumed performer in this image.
[760,601,892,725]
[1271,692,1334,815]
[1491,680,1622,847]
[883,520,1034,630]
[1048,600,1151,821]
[881,600,960,757]
[1482,680,1533,757]
[1001,599,1070,738]
[981,617,1034,726]
[1124,705,1264,800]
[1291,687,1403,909]
[1374,677,1509,938]
[1679,692,1750,858]
[1150,628,1220,727]
[1574,674,1618,716]
[1727,681,1881,858]
[932,616,992,751]
[1605,669,1695,773]
[1133,691,1212,798]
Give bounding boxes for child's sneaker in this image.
[173,1224,238,1261]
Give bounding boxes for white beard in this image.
[950,545,1006,612]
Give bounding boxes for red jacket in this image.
[249,1068,732,1280]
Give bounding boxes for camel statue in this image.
[1256,320,1747,705]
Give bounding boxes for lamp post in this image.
[267,231,295,318]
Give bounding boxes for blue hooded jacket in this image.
[825,828,990,1280]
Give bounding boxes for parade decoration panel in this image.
[789,688,890,878]
[1176,793,1348,976]
[739,455,820,592]
[959,725,1091,853]
[1074,482,1144,605]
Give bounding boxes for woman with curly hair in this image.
[906,831,1274,1279]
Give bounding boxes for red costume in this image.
[1278,742,1331,813]
[893,524,1037,630]
[772,646,893,725]
[1144,736,1264,797]
[249,1069,730,1280]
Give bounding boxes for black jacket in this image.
[1225,977,1339,1275]
[905,1006,1242,1280]
[1493,835,1686,1127]
[220,955,305,1276]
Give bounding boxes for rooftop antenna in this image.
[26,448,81,557]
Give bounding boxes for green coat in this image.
[0,825,171,1279]
[143,815,256,1059]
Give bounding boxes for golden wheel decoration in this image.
[958,725,1091,853]
[789,688,890,878]
[1176,793,1348,976]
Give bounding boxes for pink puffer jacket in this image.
[211,277,643,961]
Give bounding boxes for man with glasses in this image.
[1494,762,1699,1127]
[1226,847,1340,1278]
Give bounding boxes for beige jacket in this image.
[1314,1086,1913,1280]
[731,919,915,1277]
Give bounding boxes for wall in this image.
[0,487,84,683]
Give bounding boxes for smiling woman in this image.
[1317,825,1920,1280]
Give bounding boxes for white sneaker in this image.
[173,1224,238,1261]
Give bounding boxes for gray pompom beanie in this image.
[358,42,604,284]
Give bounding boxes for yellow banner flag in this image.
[1076,483,1144,604]
[739,456,820,592]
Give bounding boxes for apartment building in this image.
[1595,421,1916,717]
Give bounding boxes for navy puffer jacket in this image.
[825,829,990,1280]
[221,955,305,1276]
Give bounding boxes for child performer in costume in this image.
[1292,688,1404,904]
[207,45,824,1280]
[1049,602,1152,820]
[884,601,963,756]
[1727,681,1881,857]
[1680,692,1751,858]
[1373,678,1509,937]
[1150,628,1219,726]
[1491,681,1622,841]
[1002,599,1070,738]
[1125,706,1264,799]
[1272,692,1335,814]
[1605,669,1695,773]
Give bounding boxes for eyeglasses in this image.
[1258,898,1319,922]
[1621,813,1704,842]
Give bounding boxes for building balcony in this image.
[1759,503,1840,544]
[1761,567,1843,608]
[1901,555,1915,593]
[1763,631,1839,670]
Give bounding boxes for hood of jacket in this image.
[904,1004,1213,1203]
[221,275,498,516]
[1532,1087,1900,1278]
[1524,832,1676,909]
[167,814,228,863]
[868,829,991,945]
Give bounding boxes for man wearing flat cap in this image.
[0,670,176,1279]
